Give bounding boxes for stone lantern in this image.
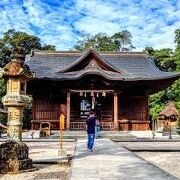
[0,47,35,173]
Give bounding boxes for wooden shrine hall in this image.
[25,49,180,131]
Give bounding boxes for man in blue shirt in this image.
[86,111,96,152]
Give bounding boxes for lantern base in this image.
[0,140,36,174]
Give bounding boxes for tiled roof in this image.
[159,101,180,117]
[25,49,180,81]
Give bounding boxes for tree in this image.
[175,29,180,51]
[74,30,134,51]
[144,47,176,71]
[0,79,6,102]
[111,30,135,51]
[175,29,180,71]
[0,29,55,67]
[41,44,56,51]
[145,29,180,121]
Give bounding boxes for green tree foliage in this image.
[23,97,33,130]
[41,44,56,51]
[0,29,55,67]
[0,113,6,125]
[74,30,134,51]
[175,29,180,71]
[0,78,6,102]
[0,77,6,125]
[145,29,180,121]
[0,79,6,125]
[145,47,176,71]
[148,80,180,121]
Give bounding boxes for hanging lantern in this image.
[80,91,83,96]
[97,92,99,97]
[102,91,106,97]
[91,91,94,97]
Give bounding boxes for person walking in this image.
[86,111,96,152]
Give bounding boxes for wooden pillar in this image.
[114,92,118,130]
[146,94,149,130]
[66,91,70,130]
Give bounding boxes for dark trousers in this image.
[87,133,95,150]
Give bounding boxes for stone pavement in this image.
[69,139,177,180]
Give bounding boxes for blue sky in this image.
[0,0,180,51]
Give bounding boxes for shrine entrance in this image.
[69,90,115,130]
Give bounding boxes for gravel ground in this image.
[135,152,180,179]
[0,141,76,180]
[118,142,180,179]
[118,141,180,150]
[0,164,69,180]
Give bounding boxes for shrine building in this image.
[25,49,180,131]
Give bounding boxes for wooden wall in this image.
[32,94,66,129]
[118,95,149,130]
[101,94,113,122]
[28,75,153,131]
[31,90,150,131]
[70,94,80,121]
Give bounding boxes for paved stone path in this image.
[70,139,177,180]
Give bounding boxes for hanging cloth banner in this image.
[92,96,95,110]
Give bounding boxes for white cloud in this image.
[75,17,121,35]
[0,0,179,51]
[0,2,31,34]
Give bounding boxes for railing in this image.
[70,122,115,130]
[101,122,114,130]
[70,122,86,130]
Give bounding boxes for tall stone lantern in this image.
[0,47,35,173]
[2,47,34,141]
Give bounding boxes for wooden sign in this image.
[59,114,65,131]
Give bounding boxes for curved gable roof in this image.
[159,101,180,117]
[25,49,180,81]
[58,48,122,73]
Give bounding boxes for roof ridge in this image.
[31,51,82,56]
[33,50,82,53]
[30,50,146,56]
[100,51,146,54]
